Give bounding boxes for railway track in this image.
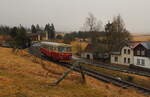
[59,62,150,95]
[79,59,150,77]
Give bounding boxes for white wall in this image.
[111,55,122,64]
[81,52,93,59]
[120,46,134,65]
[134,56,150,69]
[110,46,134,66]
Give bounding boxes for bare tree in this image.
[83,13,102,32]
[105,15,131,52]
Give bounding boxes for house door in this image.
[86,54,90,59]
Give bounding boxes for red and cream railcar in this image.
[40,42,72,62]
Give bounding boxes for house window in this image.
[115,57,118,62]
[124,49,126,54]
[141,59,145,66]
[128,58,130,64]
[124,58,126,63]
[137,50,140,55]
[137,59,145,66]
[128,49,130,54]
[141,50,145,56]
[137,59,140,65]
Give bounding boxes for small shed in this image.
[81,44,95,59]
[27,32,47,41]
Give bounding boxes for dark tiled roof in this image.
[27,32,46,37]
[141,41,150,49]
[111,42,140,55]
[111,52,121,55]
[84,44,96,53]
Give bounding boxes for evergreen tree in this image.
[10,26,31,49]
[44,23,55,39]
[10,27,18,38]
[50,23,55,39]
[36,24,41,33]
[31,25,37,33]
[0,26,11,35]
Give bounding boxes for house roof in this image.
[111,52,121,55]
[27,32,46,37]
[141,41,150,49]
[111,41,140,55]
[84,44,96,53]
[128,42,141,49]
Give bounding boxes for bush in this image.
[127,76,134,82]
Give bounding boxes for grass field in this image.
[132,34,150,41]
[71,41,88,54]
[0,47,148,97]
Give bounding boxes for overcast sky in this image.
[0,0,150,33]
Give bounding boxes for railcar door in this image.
[66,46,72,53]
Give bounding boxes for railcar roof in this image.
[41,41,71,47]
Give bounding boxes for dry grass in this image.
[0,47,148,97]
[71,41,88,54]
[132,34,150,41]
[82,63,150,89]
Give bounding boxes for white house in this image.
[111,43,138,66]
[133,42,150,69]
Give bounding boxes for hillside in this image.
[132,34,150,41]
[0,47,148,97]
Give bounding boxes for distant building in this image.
[81,43,109,60]
[75,38,91,42]
[133,41,150,69]
[27,32,48,42]
[56,32,65,37]
[0,35,11,44]
[81,44,95,59]
[110,41,150,69]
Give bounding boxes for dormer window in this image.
[124,49,126,54]
[137,50,140,55]
[141,50,145,56]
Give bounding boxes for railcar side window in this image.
[53,47,57,51]
[58,47,65,52]
[48,45,53,51]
